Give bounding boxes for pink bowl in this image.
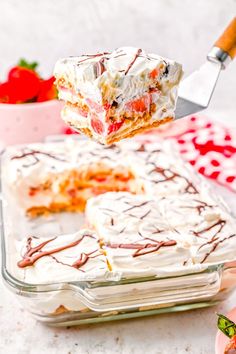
[0,99,66,145]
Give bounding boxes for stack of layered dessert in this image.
[54,47,183,144]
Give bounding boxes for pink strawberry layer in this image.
[59,85,159,136]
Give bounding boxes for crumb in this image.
[74,343,78,346]
[54,334,58,338]
[115,337,119,343]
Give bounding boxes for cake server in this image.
[175,17,236,119]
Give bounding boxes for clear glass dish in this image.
[1,136,236,327]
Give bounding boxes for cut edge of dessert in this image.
[25,163,143,217]
[54,47,183,144]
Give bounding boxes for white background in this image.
[0,1,236,353]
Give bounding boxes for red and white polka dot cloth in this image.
[149,115,236,192]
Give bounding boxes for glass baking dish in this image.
[1,136,236,327]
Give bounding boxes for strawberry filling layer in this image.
[27,165,139,215]
[61,86,160,137]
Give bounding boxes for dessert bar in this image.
[54,47,183,144]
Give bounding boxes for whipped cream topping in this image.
[15,229,109,284]
[54,47,183,143]
[54,47,182,104]
[87,191,236,271]
[86,192,191,272]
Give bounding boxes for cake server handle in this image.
[207,17,236,68]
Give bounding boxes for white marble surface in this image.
[0,1,236,353]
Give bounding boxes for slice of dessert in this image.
[86,190,236,270]
[15,229,110,283]
[54,47,183,144]
[86,192,191,275]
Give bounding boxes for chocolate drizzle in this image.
[124,48,142,75]
[199,233,236,264]
[193,219,226,239]
[107,240,176,257]
[118,225,127,234]
[180,199,214,215]
[100,207,117,214]
[18,234,95,268]
[191,218,236,264]
[123,200,150,213]
[11,149,67,168]
[140,209,151,220]
[150,226,165,235]
[136,144,146,152]
[72,250,100,269]
[148,163,198,194]
[162,63,170,78]
[94,58,107,78]
[77,52,111,65]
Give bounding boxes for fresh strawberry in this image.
[28,187,39,197]
[37,76,57,102]
[107,120,124,135]
[63,127,76,135]
[8,65,40,102]
[15,58,38,71]
[0,82,17,103]
[117,174,130,182]
[91,116,104,134]
[126,93,151,113]
[67,188,77,198]
[103,102,111,111]
[94,175,107,182]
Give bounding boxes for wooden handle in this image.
[214,17,236,59]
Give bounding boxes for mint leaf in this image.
[17,58,38,71]
[217,314,236,338]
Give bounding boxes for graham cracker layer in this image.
[65,116,173,145]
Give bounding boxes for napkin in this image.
[151,116,236,192]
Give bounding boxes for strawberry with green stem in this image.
[217,314,236,353]
[0,58,57,103]
[8,59,41,102]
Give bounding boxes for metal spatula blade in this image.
[175,61,221,119]
[175,17,236,119]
